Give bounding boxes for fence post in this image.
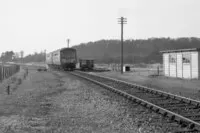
[9,66,12,77]
[7,85,10,95]
[5,68,7,78]
[26,68,28,76]
[2,67,3,80]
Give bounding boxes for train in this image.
[46,47,95,71]
[46,48,77,70]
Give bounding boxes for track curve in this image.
[69,70,200,132]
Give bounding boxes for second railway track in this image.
[69,70,200,132]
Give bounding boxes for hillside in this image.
[72,37,200,64]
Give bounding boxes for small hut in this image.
[160,48,200,79]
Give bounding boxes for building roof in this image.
[160,48,200,53]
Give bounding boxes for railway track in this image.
[69,70,200,132]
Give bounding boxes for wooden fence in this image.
[0,64,20,82]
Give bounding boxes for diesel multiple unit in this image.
[46,48,77,70]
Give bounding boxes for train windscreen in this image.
[61,49,76,63]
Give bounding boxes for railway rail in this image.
[69,70,200,132]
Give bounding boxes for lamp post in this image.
[118,17,127,74]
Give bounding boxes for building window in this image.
[169,54,176,63]
[182,53,190,63]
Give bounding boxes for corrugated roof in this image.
[160,48,200,53]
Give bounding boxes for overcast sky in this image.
[1,0,200,55]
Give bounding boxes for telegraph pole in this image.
[118,17,127,74]
[67,39,70,48]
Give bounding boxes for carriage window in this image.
[182,54,190,63]
[169,54,176,63]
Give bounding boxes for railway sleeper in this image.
[155,100,181,105]
[175,128,199,133]
[123,94,169,104]
[189,116,200,122]
[165,115,195,129]
[158,110,185,123]
[165,95,200,107]
[118,90,143,95]
[188,117,200,122]
[178,110,200,115]
[142,97,171,102]
[187,118,200,122]
[161,103,195,108]
[131,91,150,94]
[177,119,189,128]
[162,106,196,112]
[177,108,200,113]
[181,113,200,118]
[155,102,190,107]
[166,110,198,118]
[147,96,168,99]
[151,99,181,104]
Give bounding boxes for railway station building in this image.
[160,48,200,79]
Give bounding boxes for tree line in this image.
[73,37,200,64]
[0,51,46,63]
[1,37,200,64]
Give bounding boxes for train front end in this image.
[60,48,77,70]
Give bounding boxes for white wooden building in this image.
[160,48,200,79]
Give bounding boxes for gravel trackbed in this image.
[0,68,181,133]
